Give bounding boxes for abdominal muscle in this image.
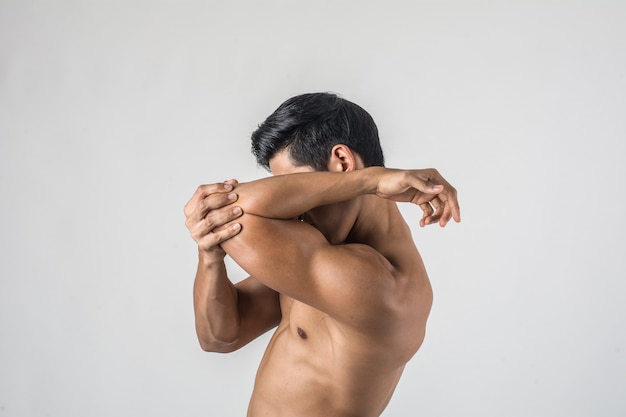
[247,297,419,417]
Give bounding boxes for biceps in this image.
[221,214,393,321]
[220,214,327,302]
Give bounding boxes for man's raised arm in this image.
[233,167,460,227]
[218,167,460,324]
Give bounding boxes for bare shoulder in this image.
[315,242,396,287]
[313,241,399,316]
[221,213,401,326]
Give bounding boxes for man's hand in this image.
[375,168,461,227]
[184,180,244,260]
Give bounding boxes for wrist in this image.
[198,248,226,267]
[359,166,386,194]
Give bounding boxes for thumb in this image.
[430,184,444,193]
[408,175,444,194]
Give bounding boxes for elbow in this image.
[197,335,240,354]
[194,314,241,353]
[233,183,265,218]
[197,338,218,353]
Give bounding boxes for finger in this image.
[426,197,444,226]
[208,205,243,231]
[193,192,239,223]
[204,191,239,211]
[449,192,461,223]
[209,222,242,246]
[198,222,242,249]
[184,182,235,217]
[439,201,453,227]
[419,202,434,227]
[194,204,243,237]
[407,174,444,195]
[436,186,461,225]
[453,204,461,223]
[196,182,235,199]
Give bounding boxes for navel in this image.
[297,327,308,339]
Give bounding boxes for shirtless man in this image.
[184,93,460,416]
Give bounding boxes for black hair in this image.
[251,92,385,171]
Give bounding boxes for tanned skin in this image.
[184,145,460,417]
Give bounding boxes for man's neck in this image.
[347,195,401,246]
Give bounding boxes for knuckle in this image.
[200,232,218,248]
[208,233,221,245]
[198,183,221,196]
[214,231,229,244]
[190,231,202,242]
[199,198,211,211]
[206,193,229,210]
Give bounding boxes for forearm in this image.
[192,251,240,352]
[234,167,384,219]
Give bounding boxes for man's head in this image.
[251,92,384,172]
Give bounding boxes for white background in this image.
[1,1,625,416]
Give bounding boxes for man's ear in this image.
[327,144,364,172]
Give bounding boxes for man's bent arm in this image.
[193,251,240,351]
[233,167,459,225]
[220,214,396,326]
[218,167,459,322]
[193,251,280,353]
[185,182,281,353]
[233,168,380,219]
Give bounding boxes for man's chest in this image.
[278,295,336,343]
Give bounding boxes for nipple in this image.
[297,327,308,339]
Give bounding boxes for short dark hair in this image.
[251,93,385,171]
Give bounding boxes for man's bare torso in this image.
[247,264,433,417]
